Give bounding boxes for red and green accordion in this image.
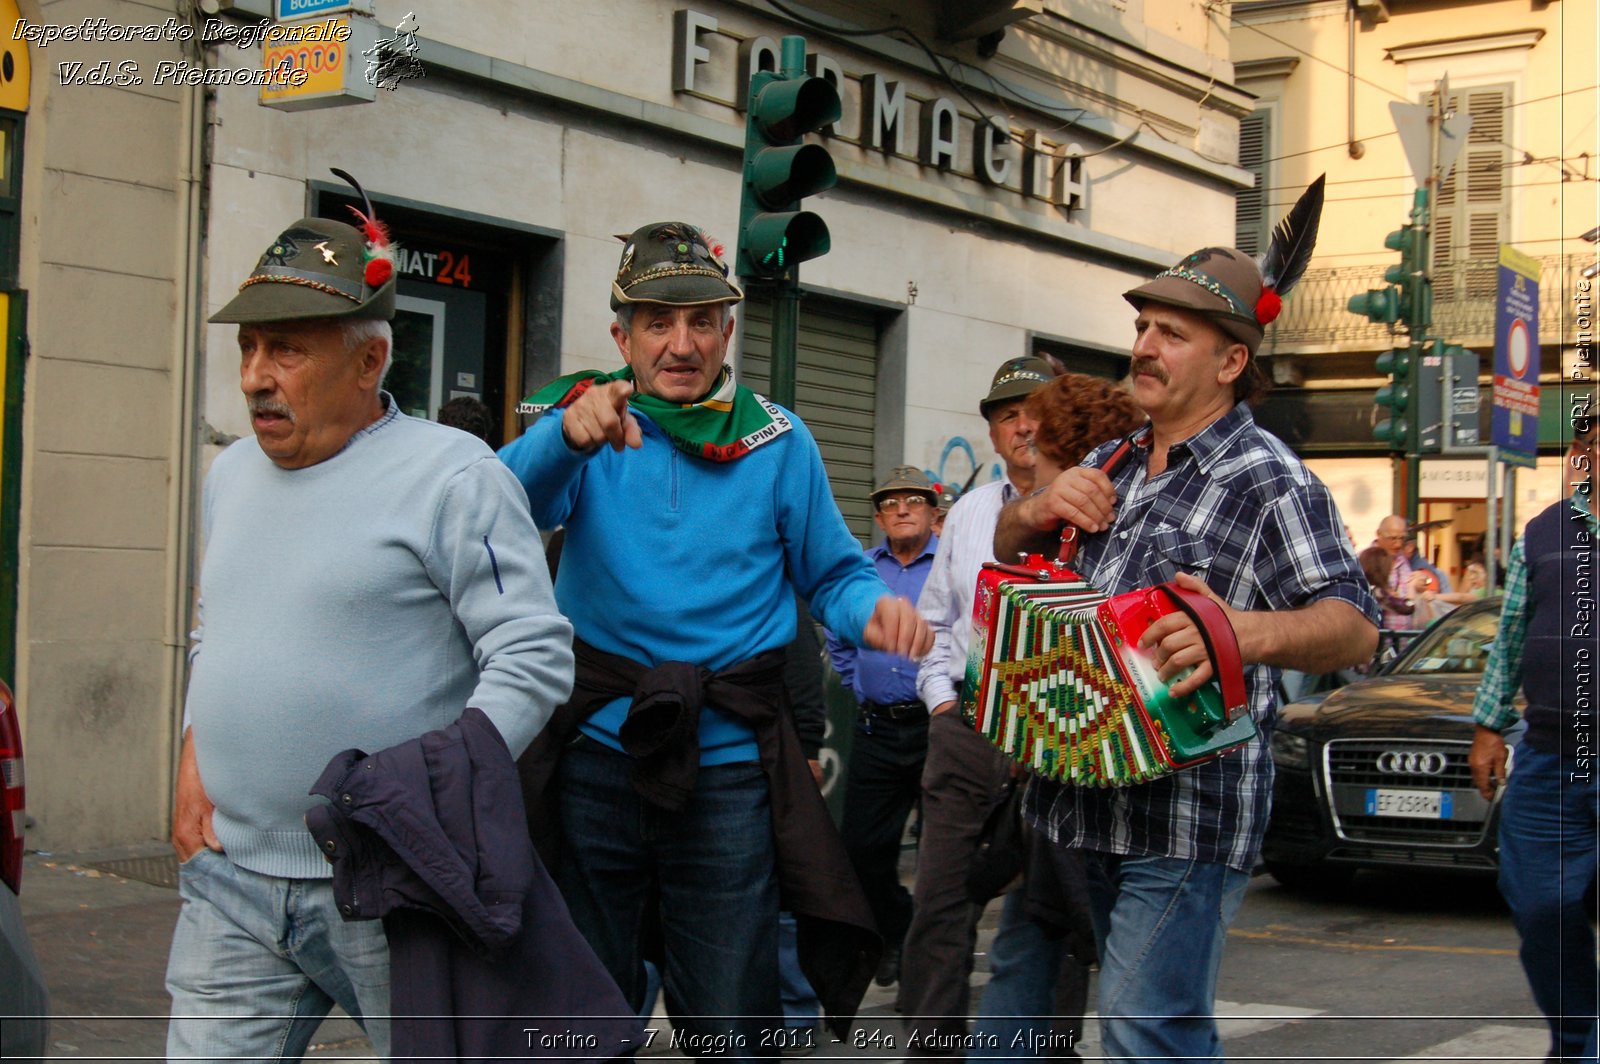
[962,555,1255,787]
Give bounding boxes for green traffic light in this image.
[1375,347,1411,377]
[1384,227,1411,252]
[1347,288,1400,325]
[1373,417,1410,447]
[737,48,841,281]
[1375,382,1410,411]
[742,211,830,276]
[751,77,843,142]
[747,143,836,209]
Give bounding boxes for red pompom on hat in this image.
[365,258,393,287]
[1255,287,1282,326]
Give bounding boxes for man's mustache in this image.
[1131,359,1169,384]
[249,398,295,421]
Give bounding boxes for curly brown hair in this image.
[1358,545,1393,589]
[1024,373,1146,468]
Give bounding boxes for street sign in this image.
[274,0,372,20]
[1390,100,1473,188]
[1416,340,1479,452]
[1419,457,1488,499]
[1492,245,1541,467]
[260,15,377,111]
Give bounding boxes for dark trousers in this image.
[1497,746,1599,1063]
[898,710,1014,1047]
[555,741,781,1060]
[838,711,930,950]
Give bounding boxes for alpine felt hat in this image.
[871,464,937,504]
[610,221,744,311]
[1122,246,1266,355]
[979,356,1054,419]
[210,216,396,324]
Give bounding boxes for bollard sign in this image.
[259,15,378,111]
[1492,245,1540,468]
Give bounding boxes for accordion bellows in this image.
[963,560,1255,787]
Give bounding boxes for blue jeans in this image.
[166,847,391,1062]
[972,889,1087,1060]
[557,740,781,1058]
[1083,852,1249,1063]
[779,911,820,1028]
[1497,745,1600,1063]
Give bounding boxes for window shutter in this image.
[1235,110,1270,255]
[1430,85,1508,306]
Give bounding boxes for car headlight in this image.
[1270,730,1312,770]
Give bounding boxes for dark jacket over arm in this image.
[306,707,641,1063]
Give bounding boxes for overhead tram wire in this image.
[1235,8,1600,167]
[760,0,1180,162]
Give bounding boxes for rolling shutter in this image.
[739,297,881,541]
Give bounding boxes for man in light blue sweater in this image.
[500,221,931,1055]
[166,201,574,1062]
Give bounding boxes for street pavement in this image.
[15,846,1552,1062]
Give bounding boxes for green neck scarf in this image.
[517,366,791,462]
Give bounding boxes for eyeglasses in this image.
[875,495,931,513]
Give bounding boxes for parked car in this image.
[1,678,50,1058]
[1262,598,1508,889]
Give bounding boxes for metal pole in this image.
[1499,461,1517,592]
[1484,447,1498,593]
[1404,454,1420,527]
[769,280,801,410]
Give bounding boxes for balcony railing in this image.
[1268,253,1589,350]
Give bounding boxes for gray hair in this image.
[341,317,394,384]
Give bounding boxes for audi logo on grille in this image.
[1376,750,1448,775]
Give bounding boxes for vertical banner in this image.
[1492,245,1540,467]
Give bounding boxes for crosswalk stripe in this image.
[1383,1023,1548,1061]
[1072,1000,1324,1055]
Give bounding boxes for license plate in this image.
[1365,788,1451,818]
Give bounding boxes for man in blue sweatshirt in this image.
[500,221,931,1055]
[167,200,575,1062]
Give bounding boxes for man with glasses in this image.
[1470,414,1599,1064]
[1372,514,1425,631]
[827,466,942,990]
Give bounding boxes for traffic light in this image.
[1347,223,1431,330]
[1348,190,1434,339]
[737,36,841,282]
[1348,286,1401,326]
[1356,192,1436,456]
[1373,344,1414,451]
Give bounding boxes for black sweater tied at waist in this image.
[517,637,882,1037]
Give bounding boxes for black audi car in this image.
[1262,597,1510,889]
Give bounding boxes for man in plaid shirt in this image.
[1469,415,1598,1063]
[997,244,1379,1061]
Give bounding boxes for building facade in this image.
[1232,0,1597,574]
